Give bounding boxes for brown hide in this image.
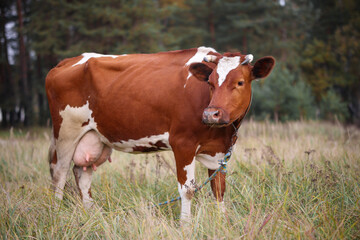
[46,48,274,187]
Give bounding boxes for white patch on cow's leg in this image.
[178,159,196,221]
[58,101,98,143]
[73,166,94,209]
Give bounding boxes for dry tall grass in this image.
[0,121,359,239]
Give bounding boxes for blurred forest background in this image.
[0,0,359,127]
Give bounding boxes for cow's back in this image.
[46,49,211,142]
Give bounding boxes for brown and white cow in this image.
[46,47,275,220]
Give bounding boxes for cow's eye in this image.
[237,81,244,86]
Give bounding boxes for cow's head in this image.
[189,53,275,127]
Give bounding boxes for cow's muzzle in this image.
[202,107,230,127]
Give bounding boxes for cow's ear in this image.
[189,63,213,82]
[251,57,275,80]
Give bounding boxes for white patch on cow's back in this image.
[112,132,170,153]
[196,152,225,170]
[72,53,126,67]
[217,56,240,86]
[184,46,217,87]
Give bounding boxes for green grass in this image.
[0,121,359,239]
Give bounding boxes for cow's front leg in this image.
[73,166,94,209]
[208,169,226,213]
[177,159,196,221]
[172,142,197,222]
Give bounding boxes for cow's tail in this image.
[48,129,56,179]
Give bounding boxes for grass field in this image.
[0,121,359,239]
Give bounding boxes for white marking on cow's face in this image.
[217,56,240,86]
[112,132,170,153]
[184,46,217,88]
[196,152,225,170]
[72,53,125,67]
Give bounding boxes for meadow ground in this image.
[0,121,359,239]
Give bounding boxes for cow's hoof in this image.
[180,215,192,227]
[83,199,94,209]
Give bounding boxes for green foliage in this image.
[250,64,315,121]
[301,39,342,100]
[28,0,174,58]
[165,0,211,49]
[319,90,349,122]
[28,0,70,57]
[300,0,360,124]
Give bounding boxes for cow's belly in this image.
[57,101,171,157]
[109,132,171,153]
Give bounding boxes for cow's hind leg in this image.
[49,134,75,201]
[73,166,94,208]
[50,151,73,201]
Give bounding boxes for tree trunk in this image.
[349,81,360,127]
[16,0,31,126]
[0,5,18,127]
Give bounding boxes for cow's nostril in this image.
[202,108,227,125]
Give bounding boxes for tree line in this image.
[0,0,359,127]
